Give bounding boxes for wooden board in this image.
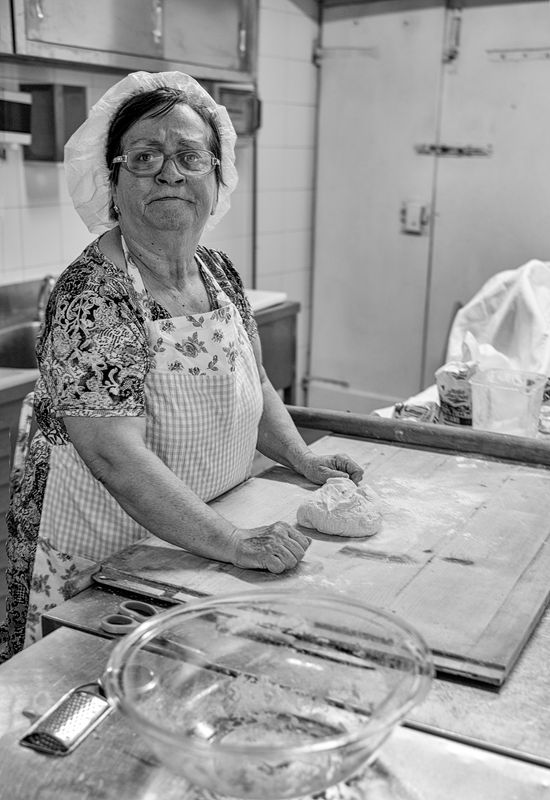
[95,435,550,686]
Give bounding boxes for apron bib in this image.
[25,246,263,645]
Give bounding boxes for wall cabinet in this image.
[12,0,256,80]
[0,0,13,53]
[163,0,252,73]
[20,83,87,162]
[15,0,163,62]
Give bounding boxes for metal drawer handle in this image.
[152,0,163,44]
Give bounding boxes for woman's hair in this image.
[106,86,225,221]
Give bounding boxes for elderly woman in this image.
[1,71,363,660]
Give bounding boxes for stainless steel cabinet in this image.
[12,0,256,80]
[13,0,163,62]
[256,301,300,405]
[0,0,13,53]
[163,0,253,73]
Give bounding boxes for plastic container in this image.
[435,361,477,426]
[538,377,550,434]
[103,591,433,800]
[469,369,546,438]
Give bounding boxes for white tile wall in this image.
[256,0,320,403]
[0,65,116,287]
[201,141,254,286]
[0,68,256,288]
[0,0,321,401]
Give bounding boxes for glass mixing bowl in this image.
[103,591,433,800]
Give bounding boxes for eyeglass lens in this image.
[126,149,215,175]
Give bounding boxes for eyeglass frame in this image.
[111,147,221,178]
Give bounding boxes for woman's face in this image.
[112,102,218,236]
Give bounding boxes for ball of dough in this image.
[296,477,382,537]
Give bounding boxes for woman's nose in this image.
[156,155,186,182]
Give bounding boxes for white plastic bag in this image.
[446,260,550,375]
[460,331,512,371]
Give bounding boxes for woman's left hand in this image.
[297,452,364,486]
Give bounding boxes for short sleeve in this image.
[39,262,149,418]
[198,246,259,341]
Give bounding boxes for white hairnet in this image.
[64,71,238,234]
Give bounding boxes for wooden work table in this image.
[2,409,550,797]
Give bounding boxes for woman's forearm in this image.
[105,451,238,559]
[63,414,311,574]
[64,417,239,563]
[254,377,363,487]
[255,379,311,472]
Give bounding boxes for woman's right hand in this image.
[229,523,311,574]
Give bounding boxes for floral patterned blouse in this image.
[34,239,258,442]
[1,238,258,661]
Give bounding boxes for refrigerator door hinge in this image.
[443,5,462,63]
[312,39,322,67]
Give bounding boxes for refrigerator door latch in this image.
[400,201,430,235]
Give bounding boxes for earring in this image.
[113,204,120,216]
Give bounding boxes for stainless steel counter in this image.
[0,626,548,800]
[43,582,550,770]
[0,367,38,391]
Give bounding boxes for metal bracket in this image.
[302,375,349,390]
[312,44,378,67]
[488,47,550,63]
[415,144,493,158]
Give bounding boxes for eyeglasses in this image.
[112,148,220,177]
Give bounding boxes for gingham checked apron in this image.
[25,249,263,645]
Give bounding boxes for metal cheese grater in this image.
[20,682,113,756]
